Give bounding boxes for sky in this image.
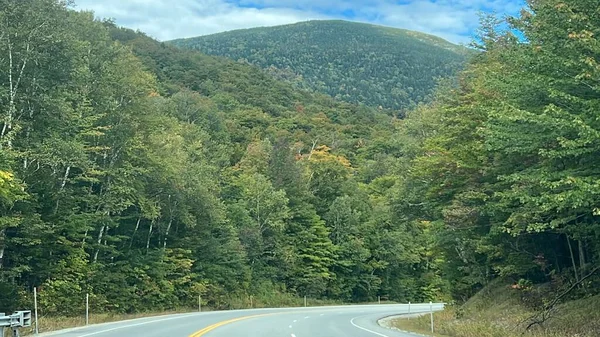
[72,0,526,44]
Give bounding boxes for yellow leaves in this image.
[308,145,352,169]
[0,170,26,203]
[568,30,594,41]
[554,2,568,10]
[0,170,20,192]
[0,170,13,182]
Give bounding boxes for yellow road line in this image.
[189,314,271,337]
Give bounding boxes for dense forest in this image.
[396,2,600,304]
[171,20,469,112]
[0,0,441,315]
[1,0,599,328]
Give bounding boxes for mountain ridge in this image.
[170,20,471,111]
[175,20,465,52]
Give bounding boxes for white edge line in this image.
[76,315,192,337]
[350,316,389,337]
[46,304,442,337]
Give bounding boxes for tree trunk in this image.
[82,228,88,248]
[163,218,173,249]
[0,229,5,269]
[306,139,318,160]
[146,220,154,254]
[566,234,579,282]
[2,40,15,146]
[102,225,109,246]
[2,35,30,149]
[129,217,141,249]
[60,166,71,190]
[579,240,586,280]
[93,224,105,263]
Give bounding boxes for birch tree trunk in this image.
[130,217,141,249]
[0,229,5,269]
[93,223,105,263]
[146,220,154,254]
[163,218,173,249]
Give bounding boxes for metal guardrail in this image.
[0,311,31,337]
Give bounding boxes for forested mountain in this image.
[0,0,440,315]
[171,20,469,112]
[1,1,599,334]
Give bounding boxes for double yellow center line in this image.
[189,313,272,337]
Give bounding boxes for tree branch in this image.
[525,264,600,330]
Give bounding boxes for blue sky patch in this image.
[73,0,526,43]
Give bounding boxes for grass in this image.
[14,309,196,336]
[384,311,453,337]
[390,280,600,337]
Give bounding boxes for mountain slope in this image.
[5,1,440,315]
[170,20,470,111]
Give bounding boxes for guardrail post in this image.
[0,311,32,337]
[198,294,201,312]
[0,313,5,337]
[378,296,381,304]
[304,296,307,307]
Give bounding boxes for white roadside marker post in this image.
[85,293,89,326]
[430,301,434,333]
[34,288,39,334]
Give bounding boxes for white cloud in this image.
[356,0,524,43]
[71,0,524,43]
[72,0,328,41]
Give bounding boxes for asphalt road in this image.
[40,303,444,337]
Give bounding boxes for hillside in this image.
[170,20,470,111]
[389,280,600,337]
[1,1,437,318]
[2,2,600,336]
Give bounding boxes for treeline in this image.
[0,0,443,315]
[171,20,469,111]
[396,0,600,302]
[2,0,595,319]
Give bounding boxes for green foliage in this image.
[8,0,596,322]
[0,0,442,316]
[394,0,600,303]
[171,20,470,111]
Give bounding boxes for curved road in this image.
[40,303,444,337]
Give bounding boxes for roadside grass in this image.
[390,281,600,337]
[386,310,454,337]
[15,309,194,336]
